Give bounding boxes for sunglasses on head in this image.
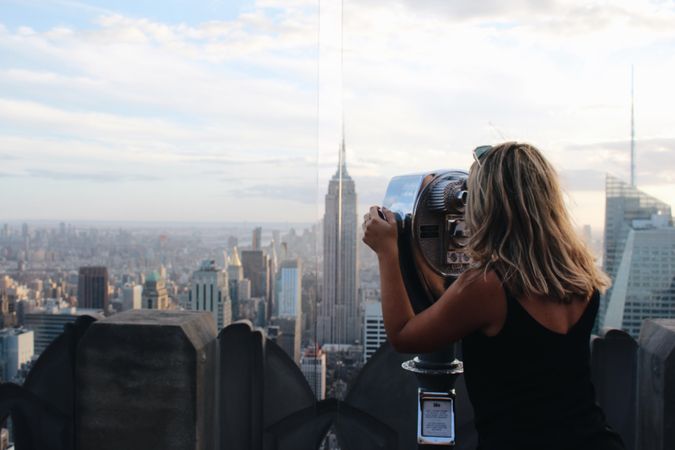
[472,145,493,167]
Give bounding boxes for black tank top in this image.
[461,288,626,450]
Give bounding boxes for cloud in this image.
[187,155,314,166]
[228,182,318,204]
[0,169,161,182]
[564,138,675,184]
[1,0,674,224]
[559,169,606,192]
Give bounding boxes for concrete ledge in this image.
[638,319,675,450]
[591,329,637,450]
[76,310,217,450]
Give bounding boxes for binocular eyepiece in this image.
[427,178,468,214]
[382,170,471,313]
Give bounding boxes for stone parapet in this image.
[637,319,675,450]
[76,310,217,450]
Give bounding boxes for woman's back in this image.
[462,285,625,450]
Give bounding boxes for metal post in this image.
[402,344,463,448]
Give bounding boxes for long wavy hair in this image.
[465,142,610,302]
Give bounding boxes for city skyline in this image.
[1,1,675,230]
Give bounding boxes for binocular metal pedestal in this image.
[402,345,463,448]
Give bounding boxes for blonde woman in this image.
[362,142,625,450]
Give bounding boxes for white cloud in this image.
[0,0,674,225]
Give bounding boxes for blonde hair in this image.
[465,142,610,302]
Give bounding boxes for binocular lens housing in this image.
[383,170,472,309]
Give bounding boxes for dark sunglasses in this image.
[472,145,493,167]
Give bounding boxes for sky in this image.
[1,0,674,232]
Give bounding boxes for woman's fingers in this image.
[382,208,395,223]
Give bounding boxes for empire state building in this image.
[317,138,360,345]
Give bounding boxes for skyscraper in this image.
[600,175,675,337]
[241,250,269,299]
[121,284,142,311]
[241,249,271,322]
[228,247,244,319]
[0,328,34,382]
[252,227,262,251]
[300,346,327,400]
[77,266,109,310]
[188,260,232,331]
[363,301,386,363]
[603,175,672,284]
[276,258,301,318]
[272,258,303,363]
[317,139,360,345]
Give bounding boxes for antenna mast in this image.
[631,65,635,187]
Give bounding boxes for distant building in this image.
[0,327,34,382]
[227,247,245,319]
[602,220,675,337]
[23,302,104,355]
[238,279,251,301]
[0,293,10,328]
[269,316,302,364]
[122,284,142,311]
[252,226,262,251]
[317,138,360,345]
[300,346,326,400]
[241,250,270,319]
[363,301,386,363]
[276,258,302,318]
[267,242,278,319]
[600,175,675,337]
[142,272,170,310]
[188,260,232,331]
[77,266,109,310]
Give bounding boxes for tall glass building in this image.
[600,175,675,337]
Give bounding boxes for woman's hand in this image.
[362,206,397,256]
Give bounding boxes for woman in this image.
[362,142,625,450]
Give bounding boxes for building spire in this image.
[630,64,636,187]
[338,121,348,176]
[338,0,347,179]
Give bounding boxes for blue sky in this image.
[1,0,674,230]
[1,0,253,29]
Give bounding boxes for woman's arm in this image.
[363,206,504,353]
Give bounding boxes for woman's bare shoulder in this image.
[454,268,507,335]
[455,268,503,295]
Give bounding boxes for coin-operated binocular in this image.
[382,170,470,448]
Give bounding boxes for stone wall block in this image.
[76,310,217,450]
[637,319,675,450]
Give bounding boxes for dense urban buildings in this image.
[317,140,361,345]
[600,175,675,337]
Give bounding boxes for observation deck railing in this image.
[1,310,674,450]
